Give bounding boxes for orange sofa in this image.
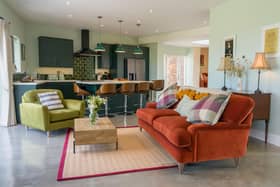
[136,94,255,174]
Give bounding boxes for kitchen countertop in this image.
[13,80,151,86]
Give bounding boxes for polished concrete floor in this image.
[1,115,280,187]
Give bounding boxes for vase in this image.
[88,105,99,125]
[236,77,243,91]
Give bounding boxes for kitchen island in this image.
[14,80,151,123]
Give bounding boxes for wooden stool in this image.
[73,83,90,100]
[150,80,164,101]
[96,84,117,117]
[136,82,150,108]
[119,83,135,115]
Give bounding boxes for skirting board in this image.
[250,129,280,147]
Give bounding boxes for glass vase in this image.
[88,105,99,125]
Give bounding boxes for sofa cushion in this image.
[49,109,79,122]
[136,108,179,125]
[156,83,178,109]
[187,94,231,125]
[175,95,200,117]
[153,116,192,148]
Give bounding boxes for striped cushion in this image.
[156,83,177,109]
[187,94,231,125]
[38,92,64,110]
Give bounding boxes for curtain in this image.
[0,19,16,127]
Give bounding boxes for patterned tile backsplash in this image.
[73,56,96,80]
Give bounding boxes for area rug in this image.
[57,127,176,181]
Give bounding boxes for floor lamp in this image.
[217,56,232,91]
[250,52,269,94]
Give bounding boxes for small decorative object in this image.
[250,52,269,94]
[87,95,106,125]
[262,23,280,58]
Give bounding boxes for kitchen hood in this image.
[74,29,101,57]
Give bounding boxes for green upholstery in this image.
[20,89,85,134]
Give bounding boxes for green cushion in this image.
[49,109,79,122]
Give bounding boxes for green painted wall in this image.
[24,22,138,73]
[209,0,280,136]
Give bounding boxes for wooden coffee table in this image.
[73,117,117,153]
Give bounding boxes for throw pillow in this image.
[156,83,178,109]
[175,95,200,117]
[187,94,231,125]
[38,92,64,110]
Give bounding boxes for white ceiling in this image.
[5,0,226,37]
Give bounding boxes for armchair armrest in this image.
[64,99,85,117]
[20,103,49,130]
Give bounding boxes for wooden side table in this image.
[73,117,118,153]
[233,91,271,144]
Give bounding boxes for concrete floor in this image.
[1,115,280,187]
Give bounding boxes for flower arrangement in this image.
[87,95,106,125]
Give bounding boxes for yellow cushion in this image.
[49,109,79,122]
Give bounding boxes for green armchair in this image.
[20,89,85,136]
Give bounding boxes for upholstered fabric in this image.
[188,94,231,125]
[156,83,177,109]
[137,93,255,166]
[153,116,192,148]
[175,95,200,117]
[136,108,179,125]
[20,89,85,133]
[38,92,64,110]
[49,109,79,122]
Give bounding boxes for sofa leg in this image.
[47,131,51,137]
[234,157,240,168]
[25,126,29,130]
[139,127,142,132]
[178,162,184,174]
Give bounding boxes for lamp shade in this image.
[115,45,126,53]
[251,52,269,69]
[133,46,143,55]
[217,56,233,71]
[94,43,106,52]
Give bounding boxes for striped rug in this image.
[57,127,176,181]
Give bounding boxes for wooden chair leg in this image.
[178,162,184,174]
[234,157,240,168]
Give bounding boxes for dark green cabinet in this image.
[39,36,74,67]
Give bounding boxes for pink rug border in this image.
[57,126,177,181]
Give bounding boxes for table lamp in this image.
[250,52,269,94]
[217,56,232,90]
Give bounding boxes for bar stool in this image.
[150,80,164,101]
[119,83,135,115]
[135,82,150,108]
[73,83,90,100]
[96,84,117,117]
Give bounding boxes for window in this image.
[11,35,21,72]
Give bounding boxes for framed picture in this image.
[200,55,204,66]
[21,43,25,60]
[224,35,236,58]
[262,23,280,58]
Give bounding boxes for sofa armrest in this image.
[64,99,85,117]
[20,103,49,130]
[145,102,157,108]
[187,122,251,162]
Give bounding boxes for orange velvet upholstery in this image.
[153,116,192,148]
[136,108,179,125]
[136,94,255,166]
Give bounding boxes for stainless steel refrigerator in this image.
[126,58,145,80]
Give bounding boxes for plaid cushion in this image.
[187,94,231,125]
[38,92,64,110]
[156,83,178,109]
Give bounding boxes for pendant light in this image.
[133,23,143,55]
[94,16,106,52]
[115,20,126,53]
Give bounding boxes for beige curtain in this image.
[0,19,16,126]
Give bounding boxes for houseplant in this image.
[87,95,106,125]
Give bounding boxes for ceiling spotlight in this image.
[100,24,104,27]
[67,14,73,18]
[66,1,71,6]
[155,29,159,33]
[137,19,141,23]
[149,9,153,13]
